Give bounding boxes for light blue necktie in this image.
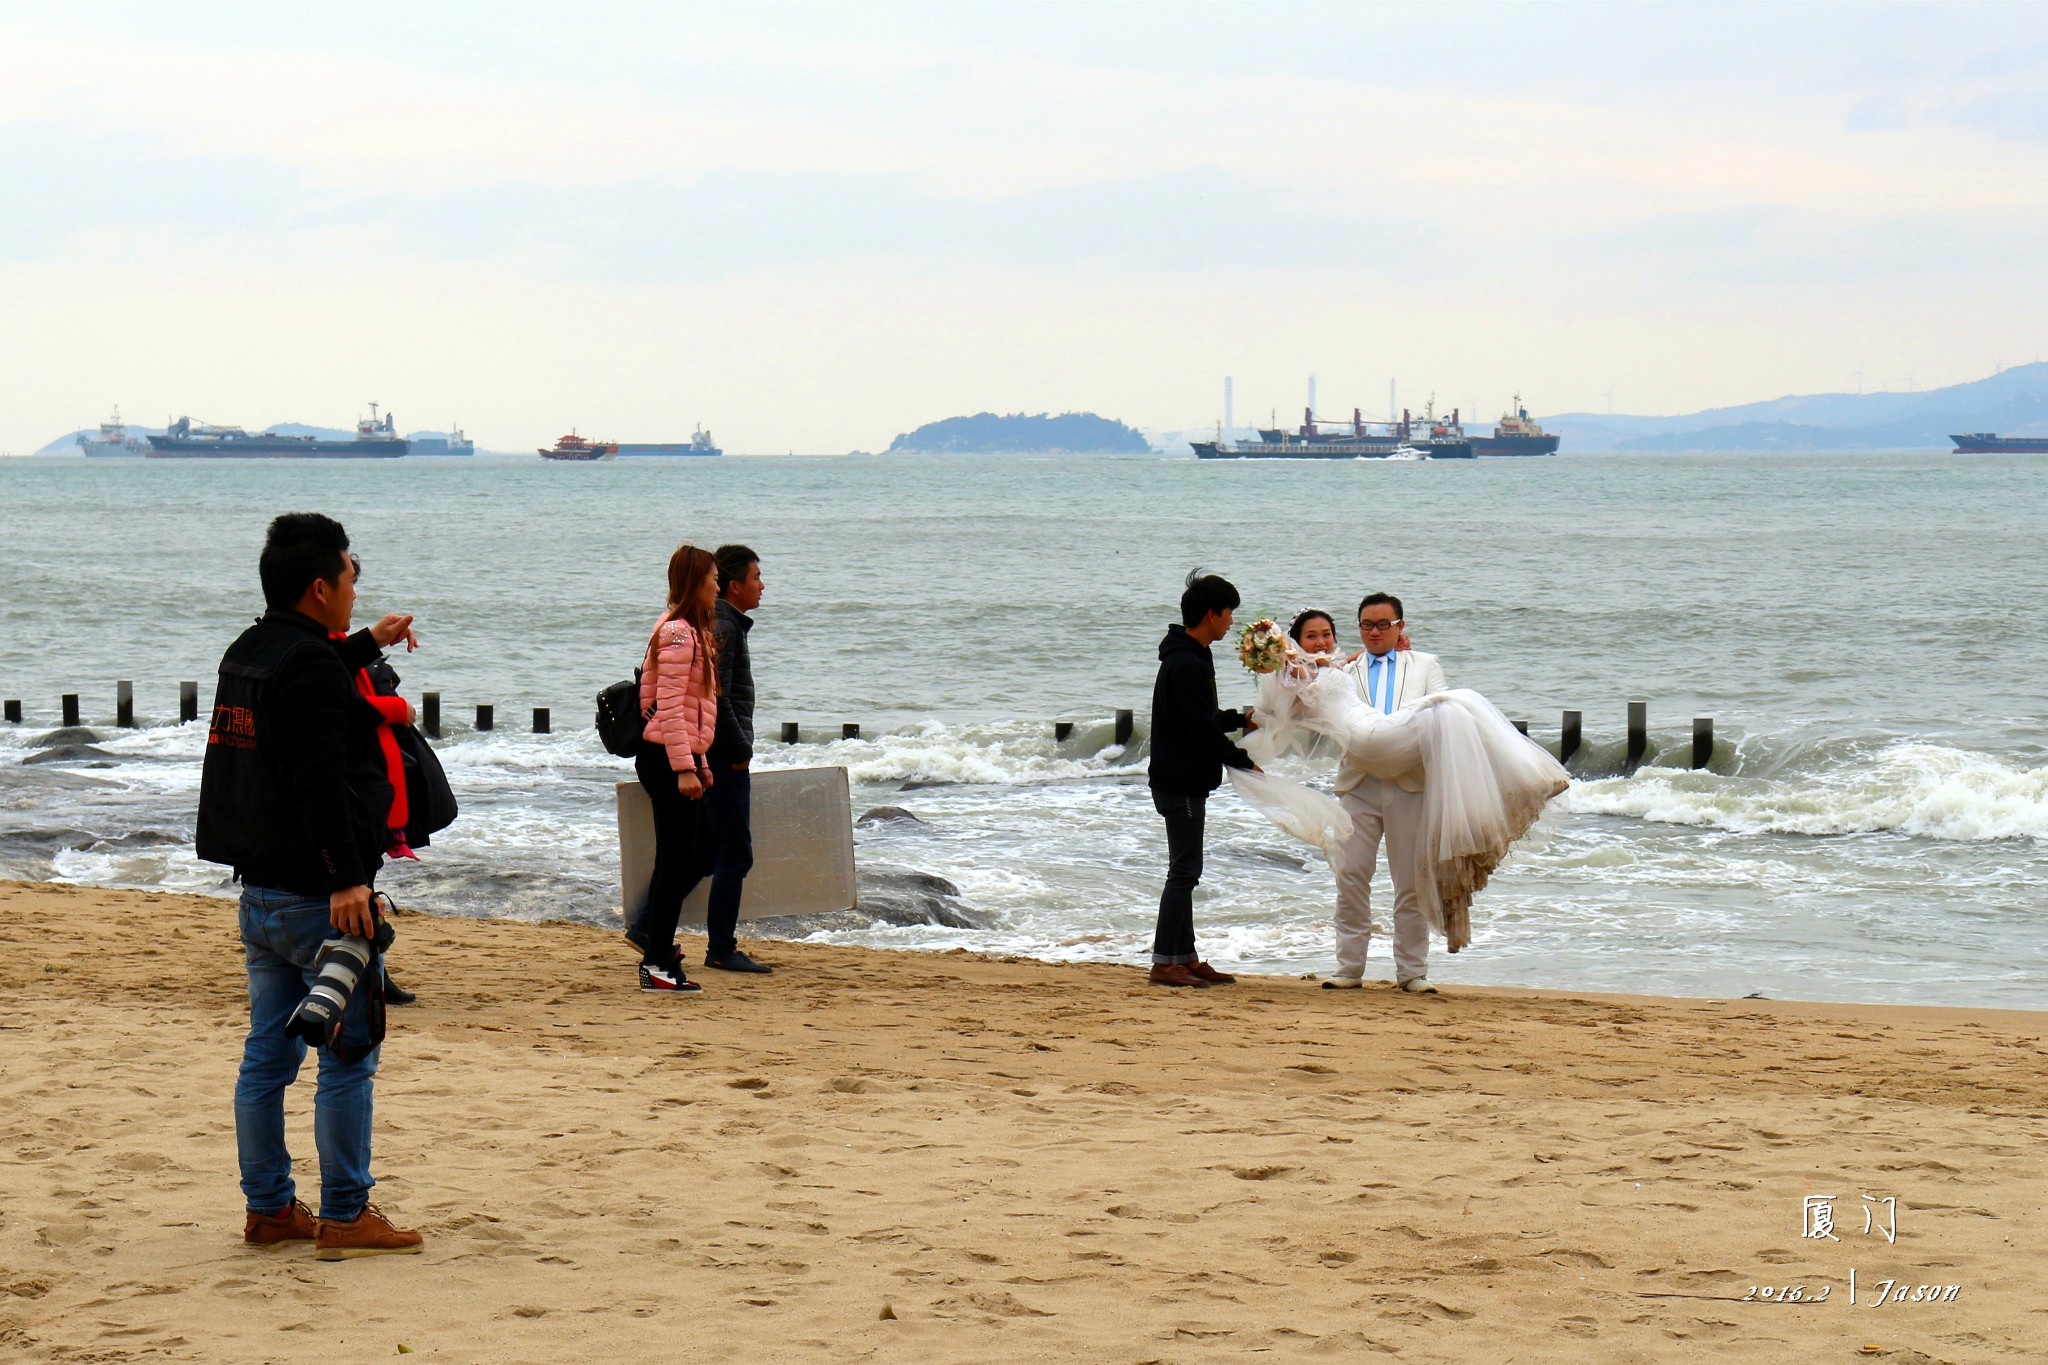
[1368,654,1395,715]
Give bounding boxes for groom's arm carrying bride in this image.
[1326,592,1447,994]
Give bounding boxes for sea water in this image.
[2,450,2044,1007]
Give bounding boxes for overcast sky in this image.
[5,0,2048,452]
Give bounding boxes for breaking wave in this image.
[1575,742,2048,841]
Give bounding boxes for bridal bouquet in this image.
[1236,618,1289,674]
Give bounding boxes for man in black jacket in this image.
[1145,571,1256,988]
[198,513,424,1260]
[701,543,770,973]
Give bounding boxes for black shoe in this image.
[705,949,773,974]
[382,975,417,1006]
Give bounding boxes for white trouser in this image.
[1335,779,1430,983]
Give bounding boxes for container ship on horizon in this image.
[1192,404,1475,459]
[408,424,475,455]
[147,405,407,458]
[616,425,723,457]
[1951,432,2048,453]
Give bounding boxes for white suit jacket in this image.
[1333,648,1449,796]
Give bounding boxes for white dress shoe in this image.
[1398,977,1439,994]
[1320,974,1364,990]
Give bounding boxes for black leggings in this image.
[635,740,706,964]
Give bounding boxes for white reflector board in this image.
[616,766,856,926]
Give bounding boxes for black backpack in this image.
[363,656,458,847]
[596,673,646,757]
[597,628,663,758]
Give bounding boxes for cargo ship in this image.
[1950,432,2048,453]
[616,425,723,457]
[540,431,617,461]
[1469,396,1560,456]
[75,407,149,456]
[1192,403,1474,459]
[409,424,475,456]
[147,404,407,458]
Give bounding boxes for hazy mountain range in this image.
[1540,363,2048,452]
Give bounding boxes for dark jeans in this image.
[634,740,706,965]
[698,764,755,960]
[1150,788,1206,965]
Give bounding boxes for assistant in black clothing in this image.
[1143,571,1255,988]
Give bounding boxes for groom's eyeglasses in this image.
[348,553,362,584]
[1359,618,1402,633]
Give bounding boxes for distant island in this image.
[886,411,1150,454]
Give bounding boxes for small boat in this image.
[1385,445,1428,461]
[540,431,618,460]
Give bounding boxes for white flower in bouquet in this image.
[1236,618,1289,674]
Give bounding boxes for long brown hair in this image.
[661,543,720,692]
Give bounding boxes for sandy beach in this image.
[3,879,2044,1363]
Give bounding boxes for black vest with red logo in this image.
[196,611,390,894]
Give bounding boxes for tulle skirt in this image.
[1234,669,1569,951]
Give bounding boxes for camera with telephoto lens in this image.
[285,895,397,1049]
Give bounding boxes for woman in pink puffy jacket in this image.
[628,543,722,993]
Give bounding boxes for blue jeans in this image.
[700,764,755,960]
[234,884,380,1221]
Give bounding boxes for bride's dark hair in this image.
[1288,609,1335,643]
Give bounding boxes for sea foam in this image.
[1575,742,2048,841]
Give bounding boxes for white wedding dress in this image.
[1227,650,1570,953]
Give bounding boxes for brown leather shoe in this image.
[313,1204,424,1260]
[1187,961,1236,985]
[1147,963,1209,988]
[243,1199,317,1246]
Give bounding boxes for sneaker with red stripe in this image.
[638,961,702,993]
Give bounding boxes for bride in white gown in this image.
[1226,623,1569,954]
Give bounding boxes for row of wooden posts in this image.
[5,687,1717,772]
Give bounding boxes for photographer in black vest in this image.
[197,512,424,1259]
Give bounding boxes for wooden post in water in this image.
[62,694,79,728]
[1692,717,1714,770]
[1114,709,1134,747]
[1560,709,1582,765]
[1512,719,1529,736]
[117,681,134,728]
[180,681,199,724]
[3,700,20,723]
[1625,701,1647,773]
[476,704,494,732]
[1054,721,1074,742]
[842,723,860,741]
[780,722,799,745]
[421,692,441,739]
[532,707,550,735]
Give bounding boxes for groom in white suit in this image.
[1323,592,1449,994]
